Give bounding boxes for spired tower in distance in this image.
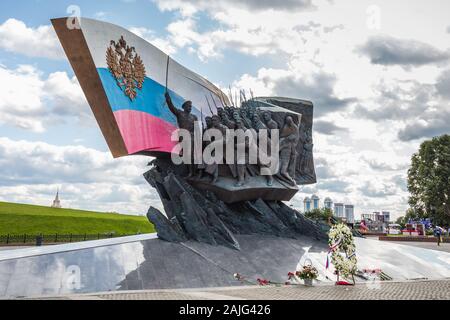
[51,189,62,209]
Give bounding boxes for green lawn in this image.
[0,201,154,236]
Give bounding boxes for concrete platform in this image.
[190,176,299,203]
[0,234,449,299]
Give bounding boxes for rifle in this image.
[165,56,170,93]
[205,95,214,115]
[210,92,219,111]
[228,86,234,107]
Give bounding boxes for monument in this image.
[1,18,449,299]
[51,189,61,209]
[51,17,323,250]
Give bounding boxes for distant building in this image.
[361,213,375,221]
[361,211,390,232]
[51,190,61,208]
[334,203,345,219]
[382,211,391,223]
[324,197,333,210]
[345,205,355,223]
[375,212,385,223]
[311,195,320,210]
[304,197,312,213]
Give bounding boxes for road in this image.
[363,235,450,253]
[388,241,450,253]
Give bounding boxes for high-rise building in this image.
[334,203,345,218]
[311,195,320,210]
[345,205,355,223]
[324,197,333,210]
[304,197,312,213]
[382,211,391,223]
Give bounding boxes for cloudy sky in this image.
[0,0,449,219]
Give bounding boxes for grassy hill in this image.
[0,201,154,236]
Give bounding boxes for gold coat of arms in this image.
[106,36,146,100]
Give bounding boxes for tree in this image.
[395,209,418,229]
[305,208,333,222]
[407,134,450,226]
[395,216,408,229]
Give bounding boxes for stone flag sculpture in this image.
[53,17,321,249]
[52,17,227,158]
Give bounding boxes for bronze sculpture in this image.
[279,116,300,186]
[165,92,198,178]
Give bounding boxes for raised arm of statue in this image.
[165,92,180,117]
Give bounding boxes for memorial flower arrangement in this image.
[286,261,319,286]
[257,278,270,286]
[327,223,357,283]
[296,265,319,280]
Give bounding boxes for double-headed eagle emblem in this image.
[106,36,146,100]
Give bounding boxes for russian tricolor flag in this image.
[52,18,228,158]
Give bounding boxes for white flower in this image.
[328,224,357,279]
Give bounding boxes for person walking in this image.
[434,226,442,246]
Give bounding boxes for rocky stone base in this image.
[144,158,327,250]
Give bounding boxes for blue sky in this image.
[0,0,276,151]
[0,0,449,218]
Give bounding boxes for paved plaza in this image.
[4,238,450,300]
[27,280,450,300]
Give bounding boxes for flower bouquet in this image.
[288,265,318,287]
[297,265,319,286]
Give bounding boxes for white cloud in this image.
[357,34,450,69]
[1,0,448,221]
[160,10,345,61]
[129,27,177,55]
[0,137,161,215]
[0,18,64,60]
[232,66,355,116]
[155,0,446,220]
[0,64,91,132]
[153,0,315,17]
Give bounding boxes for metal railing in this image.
[0,233,133,246]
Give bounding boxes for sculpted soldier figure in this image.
[196,116,215,181]
[300,130,315,178]
[165,92,198,177]
[204,116,213,130]
[234,119,248,187]
[239,108,252,129]
[217,107,236,129]
[202,115,229,184]
[211,115,228,137]
[252,113,267,132]
[252,113,274,186]
[279,116,300,186]
[231,110,243,128]
[295,123,308,176]
[263,112,279,131]
[165,92,197,132]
